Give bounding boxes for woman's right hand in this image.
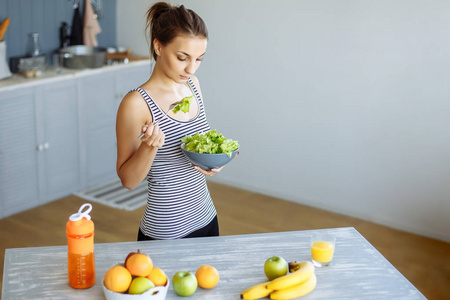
[140,123,165,148]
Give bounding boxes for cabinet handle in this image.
[36,143,50,151]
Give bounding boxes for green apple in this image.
[128,277,155,294]
[264,256,288,280]
[172,271,198,297]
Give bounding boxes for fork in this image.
[138,102,178,139]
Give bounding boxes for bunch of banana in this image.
[241,281,273,300]
[240,261,316,300]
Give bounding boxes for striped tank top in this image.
[134,78,216,239]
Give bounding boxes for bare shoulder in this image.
[119,90,146,110]
[118,90,152,122]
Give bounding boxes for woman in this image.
[116,2,224,240]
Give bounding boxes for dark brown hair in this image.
[145,2,208,60]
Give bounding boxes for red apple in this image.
[124,249,138,266]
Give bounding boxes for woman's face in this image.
[156,35,207,83]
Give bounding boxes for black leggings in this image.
[137,215,219,241]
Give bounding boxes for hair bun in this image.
[145,1,208,61]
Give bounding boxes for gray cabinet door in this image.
[78,64,151,189]
[0,89,40,218]
[78,72,117,187]
[37,81,80,202]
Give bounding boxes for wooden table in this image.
[2,227,425,299]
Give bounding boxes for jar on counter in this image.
[20,33,46,78]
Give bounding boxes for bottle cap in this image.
[66,203,94,238]
[69,203,92,221]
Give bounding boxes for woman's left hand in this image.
[192,165,224,176]
[191,151,238,176]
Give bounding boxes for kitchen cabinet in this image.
[0,61,152,218]
[0,81,79,218]
[37,81,80,202]
[0,88,40,218]
[78,72,117,188]
[78,63,151,188]
[113,63,151,109]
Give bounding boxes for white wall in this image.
[117,0,450,242]
[116,0,153,57]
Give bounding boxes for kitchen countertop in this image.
[0,59,152,93]
[2,227,425,299]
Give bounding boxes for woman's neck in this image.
[151,59,191,91]
[142,63,191,103]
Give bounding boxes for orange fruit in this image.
[104,265,132,293]
[146,267,168,286]
[195,265,219,289]
[126,250,153,277]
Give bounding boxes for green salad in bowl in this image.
[181,130,239,170]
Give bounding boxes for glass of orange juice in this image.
[310,232,336,267]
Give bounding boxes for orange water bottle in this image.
[66,203,96,289]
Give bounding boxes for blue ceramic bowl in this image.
[181,143,239,170]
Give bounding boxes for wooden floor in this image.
[1,182,449,299]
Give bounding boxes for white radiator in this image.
[74,179,147,211]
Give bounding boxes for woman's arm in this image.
[116,91,165,190]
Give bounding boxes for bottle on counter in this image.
[66,203,96,289]
[59,22,69,48]
[20,32,45,78]
[28,33,42,57]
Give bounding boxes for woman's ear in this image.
[153,39,162,56]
